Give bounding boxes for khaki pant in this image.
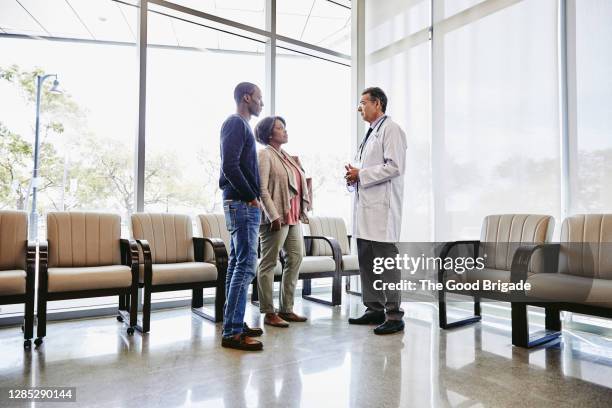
[257,223,303,314]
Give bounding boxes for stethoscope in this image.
[356,116,387,162]
[348,116,388,194]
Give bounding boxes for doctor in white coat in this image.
[345,87,407,335]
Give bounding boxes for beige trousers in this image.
[257,223,303,313]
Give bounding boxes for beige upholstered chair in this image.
[512,214,612,347]
[130,213,227,333]
[308,216,359,295]
[197,213,282,278]
[197,213,282,307]
[36,212,139,346]
[0,211,35,348]
[198,213,341,307]
[438,214,554,329]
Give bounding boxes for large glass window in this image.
[366,0,430,55]
[443,0,488,18]
[144,6,266,302]
[0,0,138,313]
[0,0,352,320]
[276,49,351,224]
[145,9,266,218]
[365,0,432,241]
[571,0,612,214]
[435,0,560,240]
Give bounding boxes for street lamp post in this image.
[29,74,61,240]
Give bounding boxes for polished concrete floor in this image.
[1,294,612,408]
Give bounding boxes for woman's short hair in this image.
[255,116,286,145]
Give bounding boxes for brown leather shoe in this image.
[264,313,289,327]
[278,312,308,322]
[221,333,263,351]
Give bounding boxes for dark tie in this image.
[358,127,374,160]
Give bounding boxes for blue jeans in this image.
[222,199,261,337]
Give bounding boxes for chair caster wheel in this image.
[24,339,31,349]
[34,338,43,347]
[127,327,134,335]
[116,315,124,322]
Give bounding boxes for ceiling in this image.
[0,0,351,54]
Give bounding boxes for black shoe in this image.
[221,333,263,351]
[373,320,405,335]
[243,322,263,337]
[348,311,385,325]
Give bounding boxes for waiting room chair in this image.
[511,214,612,348]
[198,214,341,307]
[0,210,35,349]
[300,228,343,307]
[196,213,282,306]
[130,213,227,333]
[307,216,360,295]
[36,212,138,346]
[438,214,554,329]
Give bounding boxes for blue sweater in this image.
[219,114,261,201]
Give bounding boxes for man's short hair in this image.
[362,87,388,113]
[234,82,258,104]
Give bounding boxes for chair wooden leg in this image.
[302,278,338,307]
[129,284,138,331]
[214,283,225,323]
[191,286,224,323]
[331,275,342,306]
[345,276,362,297]
[545,306,561,331]
[302,279,312,296]
[512,302,560,348]
[136,286,152,334]
[24,290,35,346]
[438,290,481,329]
[192,288,204,308]
[35,290,47,346]
[250,278,259,305]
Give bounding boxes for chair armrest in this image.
[120,239,140,267]
[134,239,153,285]
[193,237,228,282]
[438,240,480,283]
[26,240,36,284]
[510,243,560,284]
[303,235,342,272]
[38,240,49,282]
[193,237,228,263]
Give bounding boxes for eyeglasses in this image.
[358,99,375,108]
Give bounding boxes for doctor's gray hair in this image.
[362,87,388,113]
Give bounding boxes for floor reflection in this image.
[0,297,612,407]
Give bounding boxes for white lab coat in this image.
[352,116,407,243]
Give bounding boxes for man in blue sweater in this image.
[219,82,265,351]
